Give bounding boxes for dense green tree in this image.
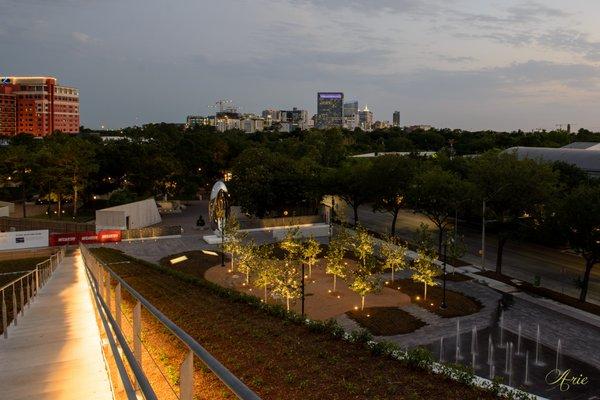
[329,159,373,225]
[470,151,558,273]
[558,185,600,302]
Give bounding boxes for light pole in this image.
[220,217,225,267]
[481,200,486,271]
[441,240,448,310]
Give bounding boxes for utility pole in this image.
[481,200,486,271]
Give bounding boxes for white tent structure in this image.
[505,143,600,177]
[95,198,161,232]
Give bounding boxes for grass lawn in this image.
[93,247,494,400]
[386,279,482,318]
[29,212,95,223]
[346,307,426,336]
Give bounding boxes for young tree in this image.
[352,225,374,269]
[223,215,247,272]
[237,239,257,285]
[559,185,600,302]
[380,238,409,282]
[301,236,321,278]
[411,251,440,300]
[279,227,303,260]
[254,248,277,302]
[272,261,301,311]
[325,234,349,292]
[415,223,436,258]
[349,274,381,310]
[370,155,417,235]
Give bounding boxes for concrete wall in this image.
[0,201,14,214]
[0,206,9,217]
[0,230,49,251]
[95,198,161,232]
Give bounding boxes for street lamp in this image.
[301,263,306,317]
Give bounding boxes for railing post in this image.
[116,283,122,328]
[180,350,194,400]
[19,280,24,315]
[12,285,17,326]
[133,301,142,389]
[26,278,31,307]
[105,271,112,312]
[35,267,39,292]
[2,292,7,339]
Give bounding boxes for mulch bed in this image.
[387,279,483,319]
[478,270,600,317]
[346,307,426,336]
[92,248,494,400]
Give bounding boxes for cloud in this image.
[538,29,600,61]
[71,31,93,44]
[291,0,427,14]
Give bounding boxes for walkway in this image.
[0,250,113,400]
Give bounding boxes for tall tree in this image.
[380,238,409,282]
[470,151,557,273]
[410,167,473,255]
[329,159,373,225]
[371,155,418,235]
[0,145,37,217]
[559,185,600,302]
[411,251,440,300]
[325,230,350,292]
[301,236,321,278]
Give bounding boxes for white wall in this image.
[0,201,14,214]
[96,198,161,232]
[0,230,49,251]
[0,206,9,217]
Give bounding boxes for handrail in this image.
[1,247,66,339]
[80,243,261,400]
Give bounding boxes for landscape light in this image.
[170,255,188,265]
[201,250,219,257]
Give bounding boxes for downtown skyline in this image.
[2,1,600,131]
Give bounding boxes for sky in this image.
[2,0,600,131]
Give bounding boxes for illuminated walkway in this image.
[0,251,113,400]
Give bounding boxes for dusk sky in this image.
[2,0,600,131]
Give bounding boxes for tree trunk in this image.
[264,286,268,302]
[73,186,78,217]
[495,236,508,274]
[58,194,62,218]
[391,209,399,236]
[309,264,312,278]
[391,267,394,282]
[438,227,444,257]
[580,258,595,302]
[246,270,249,285]
[424,283,427,300]
[333,275,337,292]
[353,204,359,226]
[286,296,290,311]
[361,295,365,310]
[231,253,234,272]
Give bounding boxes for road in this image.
[345,204,600,305]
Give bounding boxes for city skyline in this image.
[3,1,600,131]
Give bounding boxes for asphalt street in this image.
[346,205,600,305]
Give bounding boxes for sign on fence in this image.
[49,230,122,246]
[0,230,49,251]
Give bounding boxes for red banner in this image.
[49,230,122,246]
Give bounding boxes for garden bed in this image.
[92,248,494,400]
[346,307,426,336]
[386,279,483,318]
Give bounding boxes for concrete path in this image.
[0,251,113,400]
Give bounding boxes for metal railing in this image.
[121,225,183,241]
[80,243,261,400]
[1,247,66,338]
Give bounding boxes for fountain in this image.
[524,351,531,385]
[472,352,476,370]
[487,335,493,365]
[498,311,505,348]
[508,342,514,387]
[505,342,510,373]
[439,337,444,362]
[455,319,461,361]
[516,322,522,356]
[535,324,543,366]
[471,326,478,356]
[556,339,562,371]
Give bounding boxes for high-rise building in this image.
[393,111,401,127]
[0,76,79,136]
[343,101,359,117]
[317,92,343,129]
[358,104,373,131]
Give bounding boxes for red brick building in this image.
[0,77,79,136]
